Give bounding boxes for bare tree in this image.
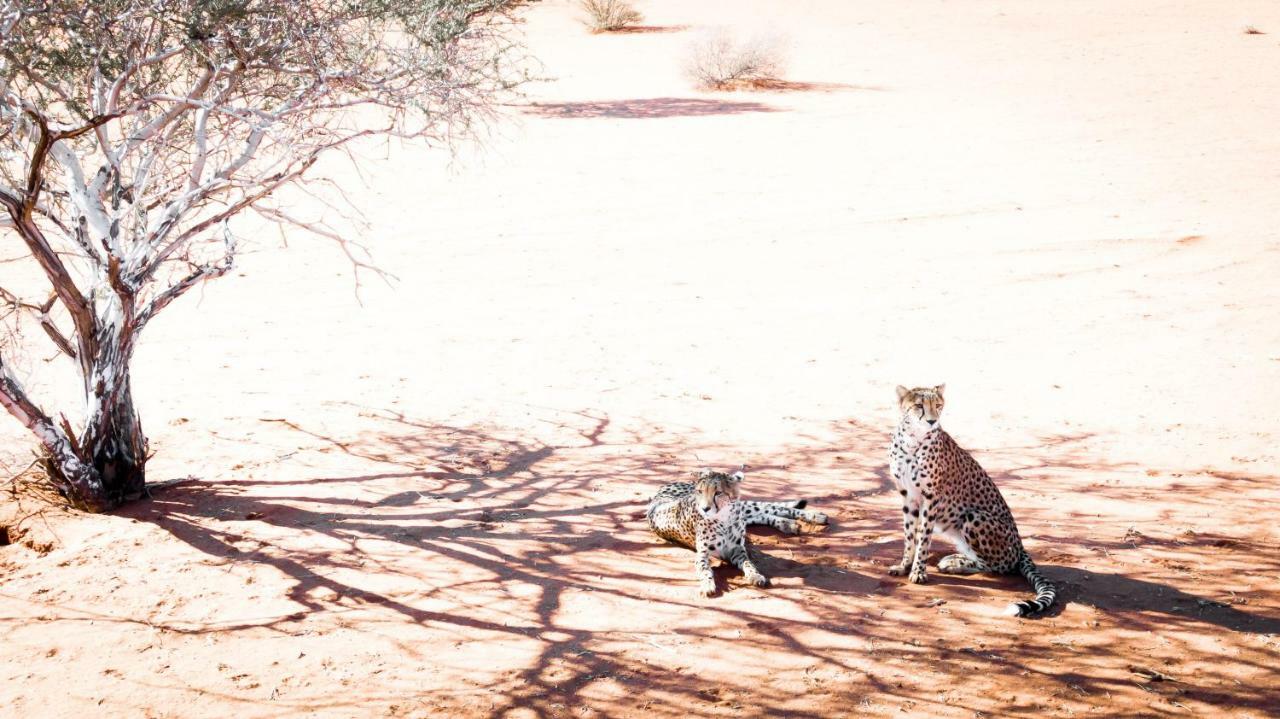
[0,0,525,511]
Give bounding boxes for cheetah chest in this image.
[699,506,743,560]
[891,443,925,508]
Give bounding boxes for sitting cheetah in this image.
[646,469,828,596]
[889,385,1057,616]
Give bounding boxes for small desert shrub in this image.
[685,31,786,90]
[579,0,644,33]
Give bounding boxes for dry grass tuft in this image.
[578,0,644,33]
[685,31,787,90]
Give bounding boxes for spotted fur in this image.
[889,385,1057,617]
[646,469,828,596]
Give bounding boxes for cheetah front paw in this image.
[698,577,717,597]
[887,563,909,576]
[908,568,928,585]
[746,572,770,588]
[777,519,800,534]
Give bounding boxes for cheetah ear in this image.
[935,383,946,397]
[730,469,745,482]
[895,385,910,402]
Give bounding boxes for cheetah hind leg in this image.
[937,554,986,575]
[774,500,829,525]
[934,525,988,575]
[743,500,828,528]
[778,499,829,525]
[741,502,798,534]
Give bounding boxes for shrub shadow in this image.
[523,97,782,119]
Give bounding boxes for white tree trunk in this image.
[74,313,147,506]
[78,371,147,505]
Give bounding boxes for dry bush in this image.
[685,31,787,90]
[578,0,644,32]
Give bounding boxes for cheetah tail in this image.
[791,499,808,509]
[1004,553,1057,617]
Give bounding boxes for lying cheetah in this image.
[646,469,828,596]
[889,385,1057,616]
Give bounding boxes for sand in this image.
[1,0,1278,716]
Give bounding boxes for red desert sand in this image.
[2,1,1278,716]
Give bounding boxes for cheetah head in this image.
[694,469,743,518]
[896,384,946,434]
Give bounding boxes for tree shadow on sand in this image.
[112,409,1280,717]
[717,78,888,93]
[123,409,884,715]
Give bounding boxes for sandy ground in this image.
[3,0,1280,716]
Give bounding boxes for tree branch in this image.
[135,223,236,329]
[0,288,77,360]
[134,151,318,284]
[0,184,96,362]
